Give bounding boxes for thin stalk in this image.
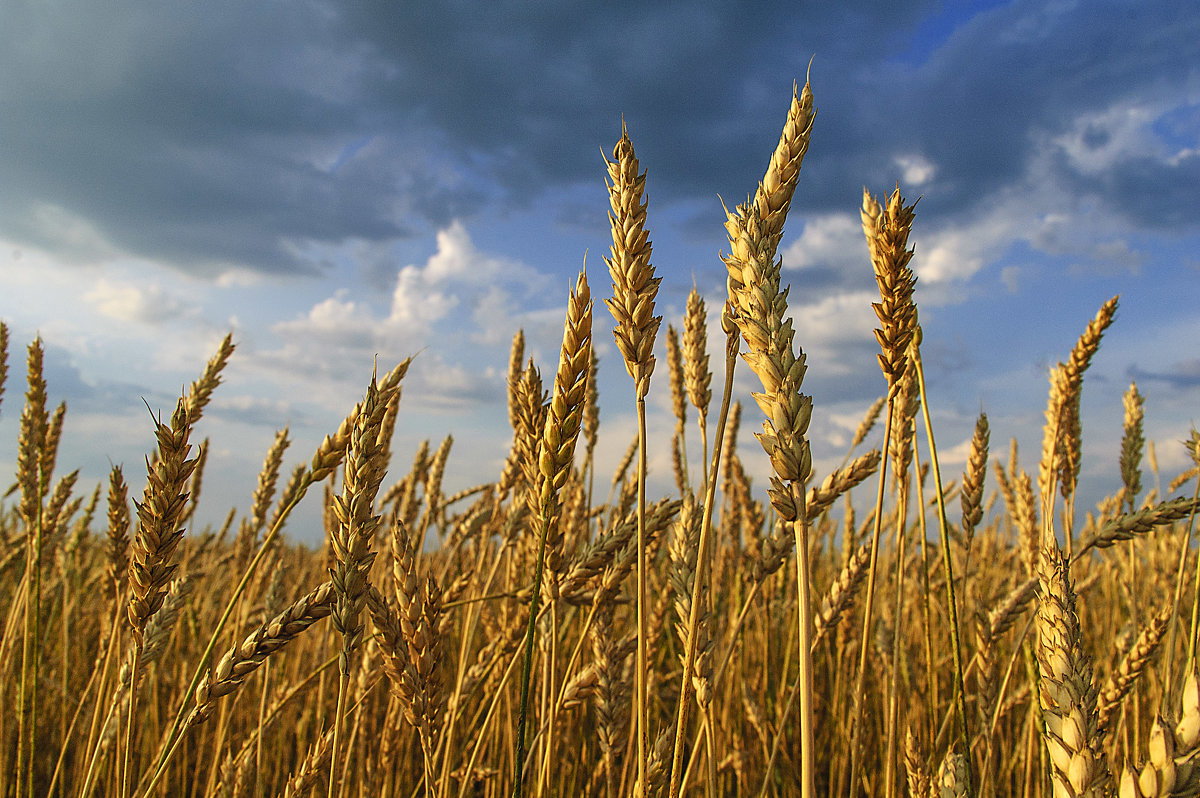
[847,400,894,796]
[790,481,815,798]
[325,671,349,798]
[913,352,974,797]
[914,455,937,749]
[634,396,649,798]
[139,485,310,796]
[121,643,143,798]
[437,541,508,798]
[17,498,44,798]
[511,503,557,796]
[884,465,911,798]
[668,331,737,798]
[1175,473,1200,685]
[47,626,110,796]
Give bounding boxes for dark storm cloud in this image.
[1,0,1193,276]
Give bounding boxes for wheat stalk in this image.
[719,75,817,798]
[604,121,661,798]
[514,270,592,797]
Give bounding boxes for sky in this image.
[1,0,1198,544]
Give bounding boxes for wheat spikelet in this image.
[39,400,66,489]
[665,324,687,430]
[308,358,411,485]
[127,399,197,641]
[582,348,600,465]
[721,79,816,520]
[16,339,48,531]
[961,413,990,550]
[861,185,919,394]
[329,375,392,677]
[0,321,7,413]
[1081,496,1200,552]
[267,463,307,535]
[813,544,871,648]
[191,581,334,723]
[185,331,235,422]
[682,288,712,418]
[605,123,661,400]
[807,449,882,519]
[41,470,78,546]
[1014,469,1041,576]
[283,727,336,797]
[935,749,969,797]
[421,434,453,537]
[1097,606,1171,734]
[246,428,290,541]
[1037,297,1119,511]
[591,605,631,798]
[538,270,593,576]
[398,439,431,529]
[1120,382,1146,506]
[1036,544,1110,797]
[903,728,931,797]
[726,79,815,286]
[851,395,887,452]
[507,329,526,429]
[511,361,547,520]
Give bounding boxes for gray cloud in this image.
[1,0,1194,279]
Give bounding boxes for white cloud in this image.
[264,220,563,416]
[894,153,937,186]
[84,278,189,324]
[781,212,863,272]
[276,220,545,349]
[791,290,878,370]
[1051,103,1159,176]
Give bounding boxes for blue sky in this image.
[1,0,1198,542]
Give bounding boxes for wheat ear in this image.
[1096,606,1171,735]
[1036,544,1110,797]
[960,413,990,556]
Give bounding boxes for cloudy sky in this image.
[1,0,1197,543]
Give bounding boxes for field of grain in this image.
[2,78,1199,798]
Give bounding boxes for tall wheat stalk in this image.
[15,339,47,798]
[722,76,817,798]
[513,271,592,797]
[604,122,661,798]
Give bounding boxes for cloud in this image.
[84,278,191,324]
[4,0,1191,284]
[1129,359,1200,391]
[264,221,553,412]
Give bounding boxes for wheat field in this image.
[2,78,1199,798]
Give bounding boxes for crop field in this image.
[2,78,1199,798]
